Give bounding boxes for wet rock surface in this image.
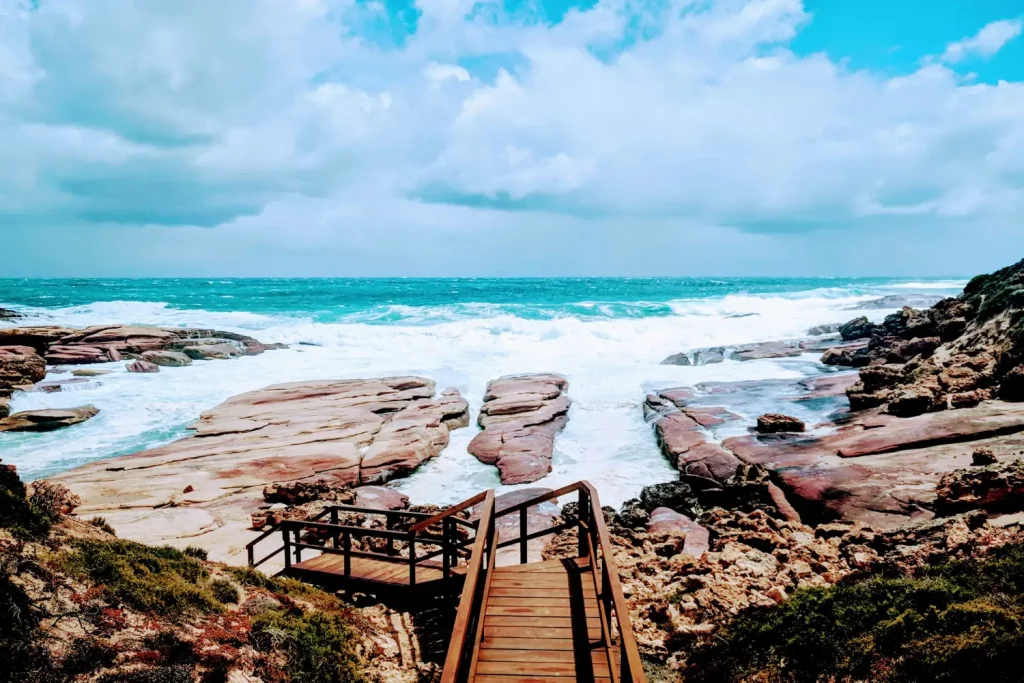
[0,323,281,365]
[468,373,571,484]
[0,405,100,432]
[755,413,805,433]
[53,376,469,563]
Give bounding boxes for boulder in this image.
[71,369,111,377]
[972,448,998,466]
[141,350,193,367]
[126,360,160,374]
[0,405,99,432]
[0,308,21,320]
[0,326,78,353]
[639,481,701,517]
[645,391,743,484]
[755,413,805,434]
[661,352,692,366]
[731,341,803,361]
[646,508,710,558]
[839,316,876,341]
[468,374,571,485]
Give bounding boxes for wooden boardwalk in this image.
[246,482,645,683]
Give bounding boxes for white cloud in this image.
[1,0,1023,274]
[942,18,1023,63]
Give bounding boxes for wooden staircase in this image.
[246,482,646,683]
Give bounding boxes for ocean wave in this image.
[885,280,968,290]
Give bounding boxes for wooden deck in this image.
[290,552,466,587]
[474,558,618,683]
[246,482,645,683]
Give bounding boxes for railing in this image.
[440,481,646,683]
[245,502,479,585]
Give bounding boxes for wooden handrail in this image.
[440,490,495,683]
[493,481,585,517]
[410,490,489,533]
[583,482,645,683]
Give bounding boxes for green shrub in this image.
[686,542,1024,683]
[183,546,208,561]
[0,463,51,539]
[0,571,52,683]
[57,540,221,617]
[89,517,117,536]
[250,611,364,683]
[210,578,239,604]
[60,636,119,676]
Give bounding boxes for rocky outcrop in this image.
[612,504,1020,671]
[0,345,46,394]
[646,508,710,558]
[0,405,99,432]
[725,400,1024,528]
[755,413,805,433]
[0,324,281,365]
[467,373,571,484]
[830,258,1024,417]
[936,459,1024,514]
[52,377,469,564]
[0,307,21,320]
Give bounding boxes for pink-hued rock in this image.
[126,360,160,373]
[0,345,46,390]
[724,401,1024,528]
[0,323,282,365]
[468,374,571,484]
[53,377,468,564]
[355,486,410,511]
[644,391,743,484]
[646,507,710,558]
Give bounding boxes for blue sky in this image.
[1,0,1022,276]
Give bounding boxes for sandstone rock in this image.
[355,486,410,511]
[126,360,160,373]
[0,397,8,419]
[755,413,805,434]
[839,316,876,341]
[973,447,998,466]
[731,341,803,361]
[807,324,841,336]
[0,345,46,390]
[0,405,99,432]
[0,307,21,320]
[661,352,692,366]
[820,342,871,367]
[468,373,570,484]
[182,342,244,360]
[141,350,193,367]
[646,508,710,558]
[52,377,468,564]
[936,459,1024,514]
[0,326,78,353]
[36,378,91,392]
[71,369,111,377]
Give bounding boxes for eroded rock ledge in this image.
[53,376,469,563]
[467,373,571,485]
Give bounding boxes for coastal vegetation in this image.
[686,542,1024,682]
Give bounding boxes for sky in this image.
[0,0,1022,277]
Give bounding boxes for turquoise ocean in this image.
[0,277,966,506]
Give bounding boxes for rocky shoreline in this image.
[4,259,1024,681]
